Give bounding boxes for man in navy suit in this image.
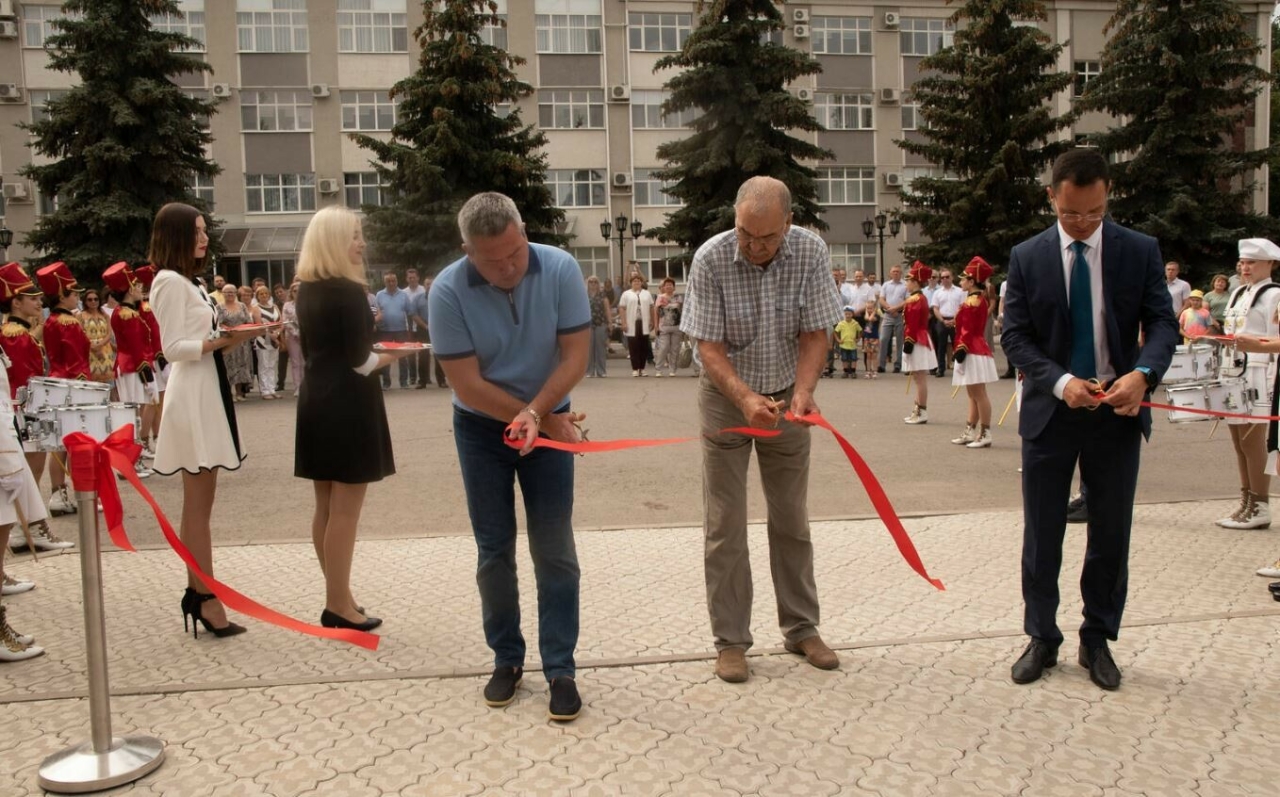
[1001,149,1177,691]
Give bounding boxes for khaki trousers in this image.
[699,378,821,651]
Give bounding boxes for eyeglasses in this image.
[940,275,952,280]
[1059,212,1105,224]
[84,297,99,302]
[735,226,787,248]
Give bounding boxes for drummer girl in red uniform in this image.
[902,261,936,425]
[950,256,999,448]
[134,265,166,457]
[105,263,158,479]
[36,262,87,515]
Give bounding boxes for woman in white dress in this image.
[1216,238,1280,530]
[253,285,281,400]
[149,203,263,638]
[0,350,48,661]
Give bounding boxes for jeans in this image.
[879,313,904,370]
[377,331,410,386]
[588,324,609,377]
[453,407,580,679]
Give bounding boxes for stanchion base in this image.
[38,735,164,794]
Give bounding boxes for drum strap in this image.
[1270,363,1280,455]
[1226,282,1279,312]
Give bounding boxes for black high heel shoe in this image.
[320,609,382,632]
[181,588,248,639]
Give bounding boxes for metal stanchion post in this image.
[38,488,164,793]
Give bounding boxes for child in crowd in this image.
[862,306,880,378]
[1179,290,1212,342]
[834,306,862,378]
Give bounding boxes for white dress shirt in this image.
[849,282,877,313]
[930,284,966,318]
[1052,221,1113,398]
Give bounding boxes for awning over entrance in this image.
[216,226,307,256]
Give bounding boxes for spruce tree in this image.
[21,0,219,277]
[1267,20,1280,220]
[352,0,563,271]
[1080,0,1277,274]
[648,0,832,253]
[896,0,1074,267]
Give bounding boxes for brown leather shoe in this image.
[784,635,840,670]
[714,648,749,683]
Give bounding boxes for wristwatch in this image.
[1134,366,1158,391]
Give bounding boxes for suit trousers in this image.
[699,378,820,651]
[1021,403,1141,647]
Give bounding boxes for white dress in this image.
[150,270,245,475]
[0,351,47,526]
[1220,279,1280,427]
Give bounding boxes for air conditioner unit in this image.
[796,88,813,102]
[884,12,901,28]
[880,87,901,104]
[0,84,21,102]
[609,84,630,102]
[612,172,633,188]
[792,9,809,23]
[211,83,232,99]
[2,182,29,201]
[0,20,16,38]
[793,24,809,39]
[310,83,330,98]
[884,172,904,189]
[0,1,15,20]
[317,178,340,194]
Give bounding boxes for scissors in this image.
[1084,378,1107,410]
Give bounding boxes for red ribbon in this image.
[1142,400,1280,422]
[62,426,380,651]
[505,416,945,591]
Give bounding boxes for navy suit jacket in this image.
[1002,220,1178,441]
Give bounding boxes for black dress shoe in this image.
[1079,643,1121,690]
[320,609,383,632]
[1011,638,1058,684]
[1066,496,1088,524]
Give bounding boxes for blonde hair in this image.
[297,206,366,284]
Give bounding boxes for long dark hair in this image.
[148,203,205,278]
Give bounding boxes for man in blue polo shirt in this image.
[374,270,414,389]
[429,192,590,723]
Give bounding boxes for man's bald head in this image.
[735,176,792,217]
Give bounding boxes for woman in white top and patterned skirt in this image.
[149,203,264,639]
[1216,238,1280,530]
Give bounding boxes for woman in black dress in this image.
[294,206,413,632]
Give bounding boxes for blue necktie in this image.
[1069,240,1096,379]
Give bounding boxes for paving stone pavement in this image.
[1,499,1278,795]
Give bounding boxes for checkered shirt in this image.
[680,226,843,394]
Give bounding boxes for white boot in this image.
[967,426,993,449]
[0,606,42,662]
[29,520,74,552]
[48,485,77,517]
[904,405,928,425]
[1219,493,1271,530]
[951,424,975,445]
[1216,488,1251,527]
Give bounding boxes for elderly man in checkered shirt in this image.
[679,176,845,684]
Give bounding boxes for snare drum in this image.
[23,376,111,416]
[39,403,141,450]
[1164,378,1251,423]
[1164,344,1217,385]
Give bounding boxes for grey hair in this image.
[734,176,792,216]
[457,192,523,242]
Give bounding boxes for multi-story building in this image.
[0,0,1272,288]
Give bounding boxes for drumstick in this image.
[905,374,913,395]
[1241,424,1257,442]
[951,384,960,399]
[12,500,38,563]
[998,390,1018,426]
[1209,419,1220,440]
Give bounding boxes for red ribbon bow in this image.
[62,426,380,650]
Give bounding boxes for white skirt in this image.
[0,463,48,526]
[154,354,244,475]
[116,372,158,406]
[952,354,999,386]
[902,346,937,374]
[154,361,171,393]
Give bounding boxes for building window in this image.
[900,18,953,57]
[634,169,680,207]
[241,90,313,132]
[814,93,874,131]
[340,91,397,131]
[190,173,215,210]
[150,5,206,51]
[344,172,391,208]
[236,0,309,53]
[337,0,408,53]
[636,246,686,283]
[546,169,606,208]
[631,90,698,129]
[27,90,69,126]
[37,191,60,218]
[538,89,605,129]
[245,174,317,213]
[811,17,871,56]
[534,0,603,55]
[184,88,212,130]
[903,166,957,194]
[23,5,77,48]
[571,247,611,281]
[815,167,875,205]
[1074,60,1101,97]
[479,15,508,49]
[828,243,877,274]
[628,12,691,52]
[901,100,922,131]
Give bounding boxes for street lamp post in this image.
[600,214,645,293]
[0,226,13,262]
[861,211,901,282]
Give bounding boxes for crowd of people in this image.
[0,154,1276,725]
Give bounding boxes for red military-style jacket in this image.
[111,303,154,375]
[953,292,993,357]
[903,291,933,349]
[0,316,44,398]
[43,307,91,380]
[140,300,162,363]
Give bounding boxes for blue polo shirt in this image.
[375,287,412,332]
[428,243,591,418]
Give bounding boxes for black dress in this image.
[294,278,395,483]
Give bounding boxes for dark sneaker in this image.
[1066,495,1088,524]
[483,666,522,707]
[548,676,581,722]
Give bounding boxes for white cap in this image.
[1238,238,1280,261]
